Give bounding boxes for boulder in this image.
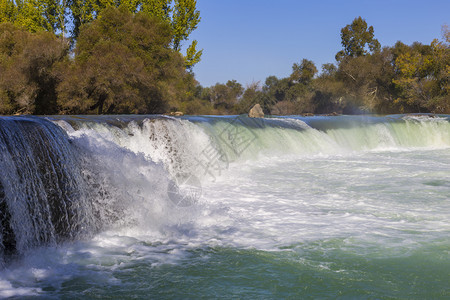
[248,104,264,118]
[168,111,184,116]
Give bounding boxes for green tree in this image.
[443,25,450,44]
[290,59,317,84]
[267,59,318,115]
[392,38,449,113]
[262,76,290,105]
[0,0,16,24]
[320,63,337,78]
[57,7,187,114]
[0,0,67,34]
[176,76,214,115]
[335,48,395,113]
[68,0,202,68]
[336,16,380,61]
[235,82,264,114]
[205,80,243,113]
[0,23,68,114]
[69,0,124,38]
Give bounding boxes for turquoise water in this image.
[0,115,449,298]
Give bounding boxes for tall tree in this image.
[336,16,380,61]
[290,59,318,84]
[0,23,68,115]
[0,0,16,24]
[205,80,243,112]
[262,76,290,104]
[235,82,264,114]
[69,0,202,68]
[2,0,202,68]
[0,0,67,34]
[392,38,449,113]
[57,6,187,114]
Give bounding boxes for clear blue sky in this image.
[187,0,449,87]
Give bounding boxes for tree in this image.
[0,0,67,34]
[175,75,214,115]
[1,0,202,68]
[57,7,187,114]
[68,0,202,68]
[312,63,345,113]
[184,38,202,70]
[170,0,200,50]
[290,59,317,84]
[262,76,289,105]
[0,23,68,115]
[335,48,396,113]
[205,80,243,113]
[320,63,337,78]
[0,0,16,24]
[392,39,449,113]
[235,82,264,114]
[68,0,136,38]
[443,25,450,44]
[336,16,380,61]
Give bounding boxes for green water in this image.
[33,243,448,299]
[0,115,449,299]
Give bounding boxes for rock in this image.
[302,113,314,117]
[248,104,264,118]
[168,111,184,116]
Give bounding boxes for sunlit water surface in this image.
[0,115,449,299]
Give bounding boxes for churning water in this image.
[0,114,449,298]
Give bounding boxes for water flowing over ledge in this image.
[0,114,449,298]
[1,114,450,257]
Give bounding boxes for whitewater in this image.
[0,114,449,298]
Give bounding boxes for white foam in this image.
[0,280,41,298]
[1,116,448,295]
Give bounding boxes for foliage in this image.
[391,39,449,113]
[208,19,448,116]
[0,0,202,68]
[0,0,66,34]
[68,0,202,67]
[336,16,380,61]
[0,23,68,115]
[0,0,17,24]
[234,82,264,114]
[1,11,448,116]
[199,80,244,114]
[184,39,202,70]
[291,59,317,84]
[56,7,187,114]
[262,76,289,104]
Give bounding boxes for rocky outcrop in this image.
[248,104,264,118]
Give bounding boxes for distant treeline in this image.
[0,4,449,115]
[202,18,450,115]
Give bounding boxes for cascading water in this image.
[0,117,96,260]
[0,114,449,298]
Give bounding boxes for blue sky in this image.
[187,0,449,87]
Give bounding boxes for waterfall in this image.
[0,117,94,259]
[1,114,449,262]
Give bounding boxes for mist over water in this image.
[0,114,449,298]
